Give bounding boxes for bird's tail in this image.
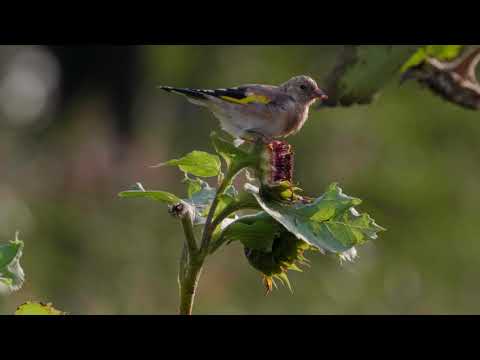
[158,86,210,100]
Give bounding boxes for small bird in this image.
[158,75,328,143]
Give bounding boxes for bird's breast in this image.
[282,106,309,137]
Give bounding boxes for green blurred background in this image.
[0,45,479,314]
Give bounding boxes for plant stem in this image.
[199,170,235,254]
[178,174,231,314]
[178,166,248,314]
[181,209,198,254]
[178,252,204,315]
[178,207,204,315]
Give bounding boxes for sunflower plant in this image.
[119,131,385,315]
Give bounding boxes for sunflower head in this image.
[259,140,294,185]
[256,140,311,204]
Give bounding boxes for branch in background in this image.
[401,46,480,110]
[319,45,420,108]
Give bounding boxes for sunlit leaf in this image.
[119,190,180,204]
[401,45,464,73]
[159,150,221,177]
[15,301,66,315]
[246,183,385,255]
[426,45,464,60]
[0,231,25,293]
[210,132,256,173]
[118,183,181,204]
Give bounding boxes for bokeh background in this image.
[0,45,478,314]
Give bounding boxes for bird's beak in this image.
[314,88,328,101]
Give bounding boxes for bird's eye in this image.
[299,84,307,90]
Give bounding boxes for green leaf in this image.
[118,183,181,204]
[0,231,24,292]
[401,45,464,73]
[183,178,243,226]
[400,48,427,73]
[246,183,385,254]
[221,212,282,252]
[183,178,216,224]
[160,150,221,177]
[188,182,246,227]
[209,190,263,253]
[119,190,181,204]
[213,188,260,226]
[213,185,236,216]
[426,45,464,60]
[15,301,66,315]
[183,176,203,198]
[210,132,256,173]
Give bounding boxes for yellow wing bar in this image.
[220,94,271,105]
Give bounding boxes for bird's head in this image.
[281,75,328,104]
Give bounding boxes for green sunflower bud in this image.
[259,180,310,204]
[244,229,313,294]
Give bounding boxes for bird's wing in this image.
[215,85,280,105]
[159,84,286,106]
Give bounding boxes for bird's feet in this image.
[242,130,273,145]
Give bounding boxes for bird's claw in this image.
[243,130,273,145]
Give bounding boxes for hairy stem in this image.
[181,209,198,254]
[178,162,253,314]
[178,207,204,315]
[178,170,235,315]
[178,252,204,315]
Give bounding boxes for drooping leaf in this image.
[209,190,262,253]
[221,212,282,252]
[0,232,25,292]
[119,183,181,205]
[246,183,385,255]
[15,301,66,315]
[159,150,221,177]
